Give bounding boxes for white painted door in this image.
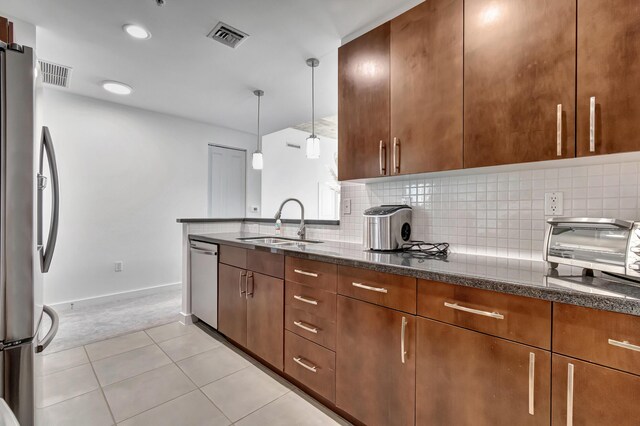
[208,145,246,217]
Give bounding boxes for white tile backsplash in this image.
[337,155,640,261]
[185,153,640,262]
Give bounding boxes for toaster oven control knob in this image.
[401,223,411,241]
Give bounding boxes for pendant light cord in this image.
[311,64,315,138]
[257,93,261,151]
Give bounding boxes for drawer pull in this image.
[294,269,318,278]
[589,96,596,152]
[401,316,407,364]
[608,339,640,352]
[293,356,318,373]
[238,271,246,297]
[294,320,318,334]
[528,352,535,415]
[293,295,318,305]
[567,363,575,426]
[443,302,504,320]
[352,282,388,293]
[557,104,563,156]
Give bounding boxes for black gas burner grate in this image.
[400,241,450,260]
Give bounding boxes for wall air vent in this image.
[38,60,72,88]
[207,22,249,49]
[286,143,301,149]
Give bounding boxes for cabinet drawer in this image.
[219,245,247,269]
[284,331,335,402]
[285,257,337,293]
[285,282,336,321]
[247,249,284,279]
[418,280,551,349]
[285,306,336,351]
[337,266,416,314]
[553,304,640,375]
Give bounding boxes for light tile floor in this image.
[36,322,350,426]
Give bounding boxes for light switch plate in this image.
[544,192,563,216]
[342,199,351,215]
[114,261,123,272]
[250,205,259,213]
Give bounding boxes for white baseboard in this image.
[50,282,182,312]
[178,312,197,325]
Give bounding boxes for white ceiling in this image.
[0,0,419,135]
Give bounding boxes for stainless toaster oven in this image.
[543,217,640,277]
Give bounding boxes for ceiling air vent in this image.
[207,22,249,49]
[38,60,72,88]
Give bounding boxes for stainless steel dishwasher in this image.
[189,239,218,328]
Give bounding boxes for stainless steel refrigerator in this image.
[0,42,59,425]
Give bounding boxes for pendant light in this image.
[252,89,264,170]
[306,58,320,159]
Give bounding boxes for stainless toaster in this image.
[363,205,412,251]
[543,217,640,277]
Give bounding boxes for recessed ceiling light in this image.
[102,81,133,95]
[123,24,151,40]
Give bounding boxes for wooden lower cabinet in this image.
[335,296,415,426]
[416,317,551,425]
[246,272,284,370]
[552,355,640,425]
[218,263,247,346]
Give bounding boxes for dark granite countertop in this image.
[177,218,340,226]
[190,232,640,317]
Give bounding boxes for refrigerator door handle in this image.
[36,305,59,353]
[38,126,59,273]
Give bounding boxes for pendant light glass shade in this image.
[251,151,263,169]
[252,89,264,170]
[306,58,320,159]
[306,135,320,159]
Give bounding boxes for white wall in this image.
[261,128,339,220]
[42,89,260,304]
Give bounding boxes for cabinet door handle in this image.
[528,352,535,415]
[567,363,575,426]
[608,339,640,352]
[293,295,318,305]
[401,316,407,364]
[294,269,318,278]
[293,356,318,373]
[443,302,504,319]
[393,137,400,174]
[246,272,254,298]
[589,97,596,152]
[238,271,247,297]
[557,104,563,156]
[379,140,386,175]
[293,320,318,334]
[352,282,388,293]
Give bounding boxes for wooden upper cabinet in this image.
[390,0,463,175]
[338,23,390,181]
[464,0,576,168]
[577,0,640,156]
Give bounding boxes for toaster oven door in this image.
[546,220,631,273]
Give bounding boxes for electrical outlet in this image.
[544,192,564,216]
[342,199,351,215]
[115,261,123,272]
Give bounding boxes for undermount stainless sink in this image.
[237,236,322,246]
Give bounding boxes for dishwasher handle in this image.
[190,246,217,256]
